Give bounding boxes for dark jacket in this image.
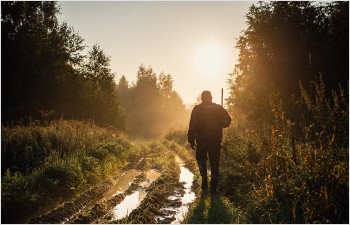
[188,102,231,144]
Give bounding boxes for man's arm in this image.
[188,106,198,149]
[221,106,231,128]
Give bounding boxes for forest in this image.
[2,1,188,137]
[1,1,349,224]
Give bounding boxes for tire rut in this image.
[29,152,197,224]
[29,157,146,224]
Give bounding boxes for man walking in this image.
[188,90,231,193]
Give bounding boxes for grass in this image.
[217,78,349,223]
[1,120,139,223]
[184,192,248,224]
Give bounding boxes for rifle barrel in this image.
[221,88,223,106]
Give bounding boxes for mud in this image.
[29,167,144,224]
[155,155,196,224]
[111,169,161,220]
[28,153,196,224]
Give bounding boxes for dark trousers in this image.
[196,141,221,190]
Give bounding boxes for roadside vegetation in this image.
[1,120,140,223]
[223,79,348,223]
[1,120,199,224]
[220,2,348,223]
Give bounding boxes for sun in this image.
[195,41,228,79]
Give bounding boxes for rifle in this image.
[221,88,223,107]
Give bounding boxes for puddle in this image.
[157,155,196,224]
[111,169,161,220]
[112,190,147,220]
[143,169,161,188]
[114,170,142,194]
[146,169,161,180]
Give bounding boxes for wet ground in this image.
[156,155,196,223]
[29,153,197,224]
[111,169,161,220]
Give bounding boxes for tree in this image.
[227,1,349,130]
[158,72,188,131]
[128,65,162,137]
[118,65,187,138]
[82,44,125,129]
[158,72,173,103]
[1,1,86,122]
[117,76,130,109]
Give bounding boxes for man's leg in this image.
[208,142,221,193]
[196,145,208,190]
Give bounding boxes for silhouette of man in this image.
[188,90,231,193]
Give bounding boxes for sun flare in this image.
[195,41,228,79]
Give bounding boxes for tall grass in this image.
[184,193,248,224]
[1,120,138,223]
[164,127,188,146]
[220,78,349,223]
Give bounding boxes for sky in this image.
[57,1,255,105]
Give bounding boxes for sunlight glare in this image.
[195,41,228,80]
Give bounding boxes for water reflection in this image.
[112,191,147,220]
[156,155,196,224]
[147,169,161,180]
[114,170,142,194]
[172,157,196,223]
[143,169,161,188]
[111,169,161,220]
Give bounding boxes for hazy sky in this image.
[57,1,255,105]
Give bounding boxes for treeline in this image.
[220,2,348,223]
[1,1,188,137]
[117,66,188,138]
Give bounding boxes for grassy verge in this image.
[221,127,348,223]
[183,192,248,224]
[1,120,140,223]
[219,81,349,223]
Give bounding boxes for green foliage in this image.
[1,170,40,220]
[35,156,85,196]
[1,2,126,130]
[221,78,348,223]
[184,193,248,224]
[1,120,135,223]
[223,2,348,223]
[227,1,349,124]
[299,75,349,149]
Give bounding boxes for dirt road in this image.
[29,152,197,224]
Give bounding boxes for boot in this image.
[201,177,208,190]
[210,177,218,193]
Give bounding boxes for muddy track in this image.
[29,152,197,224]
[29,157,146,224]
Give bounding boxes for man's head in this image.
[201,90,212,103]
